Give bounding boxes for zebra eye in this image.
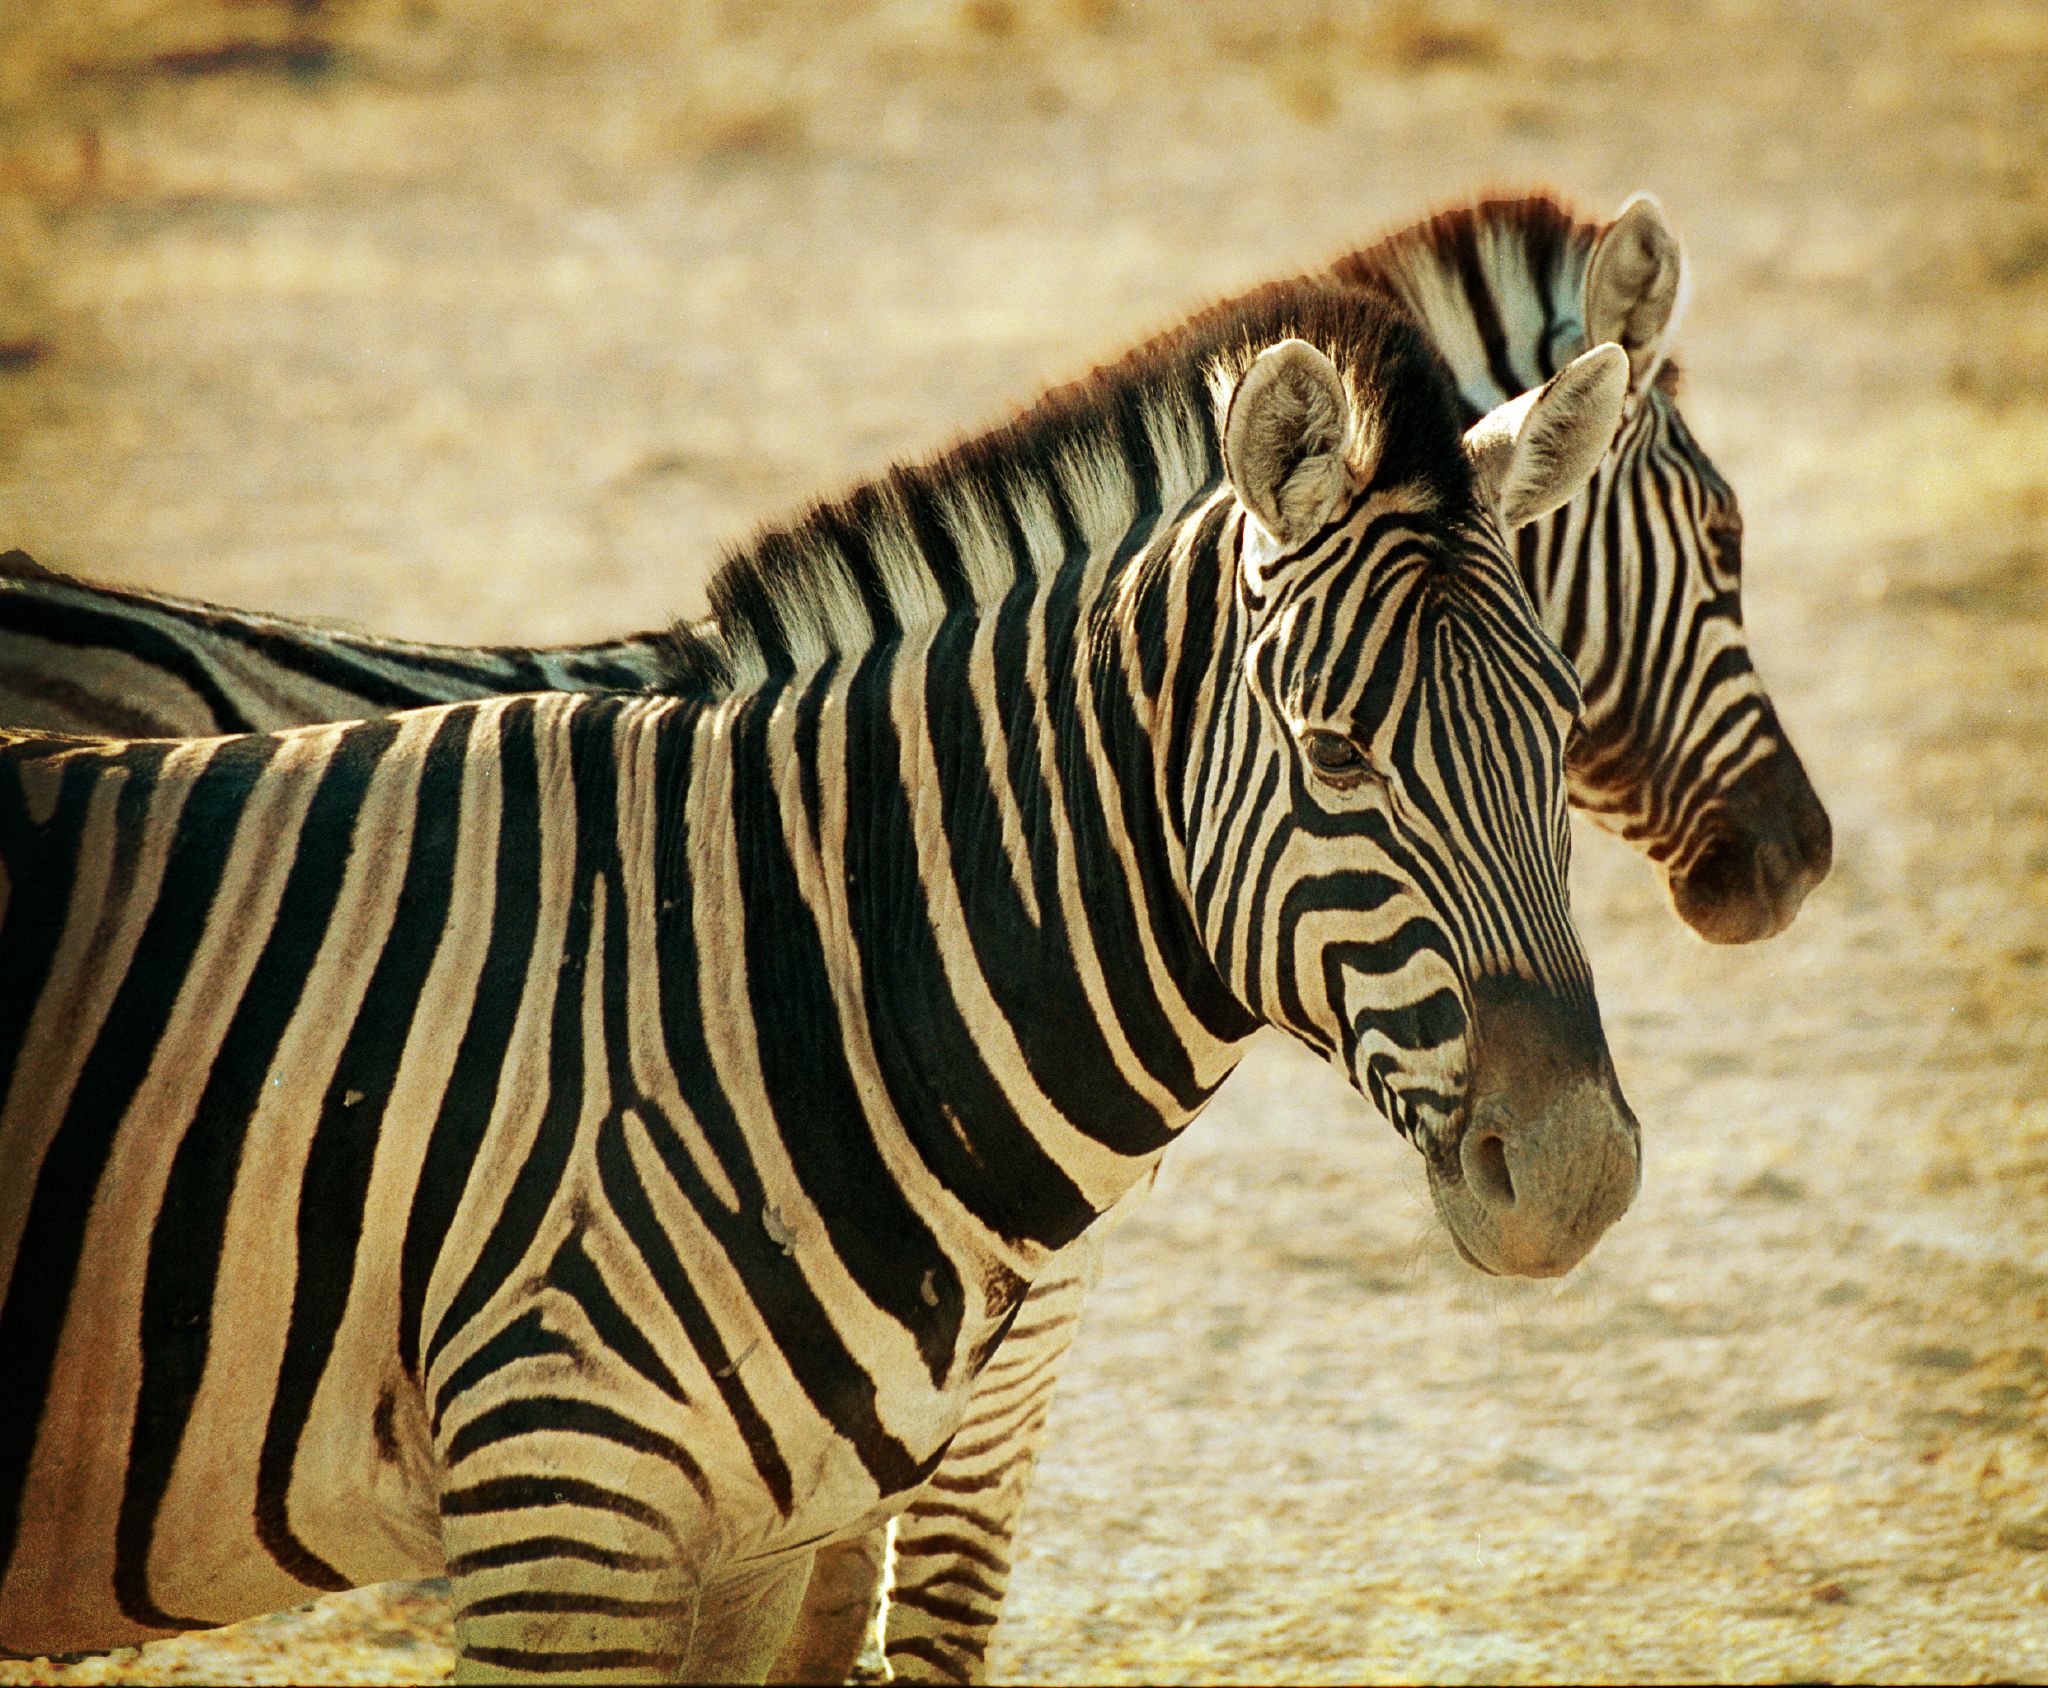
[1301,730,1375,784]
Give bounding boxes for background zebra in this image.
[0,287,1638,1680]
[0,190,1832,1685]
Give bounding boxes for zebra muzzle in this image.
[1423,979,1641,1278]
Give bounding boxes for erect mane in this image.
[1326,190,1678,418]
[651,279,1472,696]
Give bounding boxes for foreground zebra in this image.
[0,285,1640,1680]
[0,191,1831,1684]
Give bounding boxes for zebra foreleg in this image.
[766,1530,889,1684]
[883,1232,1105,1684]
[682,1555,819,1682]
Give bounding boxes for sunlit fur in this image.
[0,281,1628,1680]
[0,193,1825,950]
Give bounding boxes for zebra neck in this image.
[649,558,1255,1267]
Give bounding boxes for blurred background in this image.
[0,0,2043,1680]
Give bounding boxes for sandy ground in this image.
[1,0,2045,1680]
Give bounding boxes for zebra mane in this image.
[1327,191,1680,421]
[651,280,1471,697]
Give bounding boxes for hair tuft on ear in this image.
[1222,339,1354,547]
[1585,192,1688,393]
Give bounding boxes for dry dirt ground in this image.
[1,0,2045,1681]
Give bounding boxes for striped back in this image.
[0,548,674,736]
[1330,194,1832,941]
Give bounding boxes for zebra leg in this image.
[884,1229,1107,1685]
[439,1485,712,1684]
[766,1530,889,1684]
[682,1555,820,1682]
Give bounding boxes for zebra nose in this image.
[1447,1085,1640,1278]
[1427,978,1640,1279]
[1672,749,1833,944]
[1672,812,1832,944]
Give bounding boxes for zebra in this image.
[0,190,1832,1684]
[0,282,1641,1681]
[0,194,1830,954]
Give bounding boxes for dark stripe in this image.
[445,1536,663,1577]
[397,698,544,1379]
[0,731,273,1626]
[890,1530,1010,1578]
[120,726,377,1616]
[885,1586,1000,1629]
[546,1228,690,1409]
[0,742,161,1579]
[460,1646,665,1675]
[893,468,974,611]
[886,1636,977,1678]
[258,708,475,1575]
[1156,499,1232,854]
[812,489,903,644]
[1038,511,1209,1126]
[430,1308,581,1437]
[825,628,1088,1249]
[442,1396,709,1503]
[1447,220,1525,403]
[423,701,624,1379]
[594,1116,800,1513]
[729,675,966,1383]
[216,616,525,705]
[462,1589,675,1620]
[440,1475,665,1533]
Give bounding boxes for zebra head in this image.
[1176,324,1639,1277]
[1528,194,1834,943]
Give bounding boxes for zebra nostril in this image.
[1464,1130,1516,1209]
[1671,836,1778,944]
[1684,837,1754,907]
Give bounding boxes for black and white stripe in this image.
[1,282,1636,1681]
[0,194,1828,951]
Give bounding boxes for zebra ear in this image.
[1463,342,1629,529]
[1584,192,1689,392]
[1223,339,1353,549]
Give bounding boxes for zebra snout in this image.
[1425,978,1640,1279]
[1672,753,1833,944]
[1672,820,1832,943]
[1434,1081,1640,1279]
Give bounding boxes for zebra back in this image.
[0,548,671,737]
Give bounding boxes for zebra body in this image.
[0,285,1638,1678]
[0,193,1832,1685]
